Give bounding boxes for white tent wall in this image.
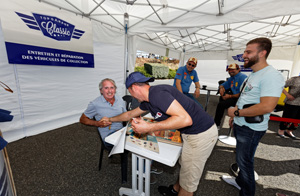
[0,22,26,142]
[186,46,297,62]
[128,35,137,74]
[0,20,126,142]
[291,45,300,77]
[195,60,228,88]
[136,36,181,59]
[180,45,296,91]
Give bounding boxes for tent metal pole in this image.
[180,45,186,68]
[124,13,129,95]
[13,64,27,137]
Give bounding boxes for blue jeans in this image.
[233,124,266,196]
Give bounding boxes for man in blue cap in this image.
[173,57,202,106]
[102,71,218,196]
[214,63,247,130]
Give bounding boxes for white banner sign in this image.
[0,0,94,68]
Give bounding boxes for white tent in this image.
[0,0,300,142]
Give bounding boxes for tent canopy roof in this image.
[40,0,300,53]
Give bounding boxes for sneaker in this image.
[221,175,241,190]
[230,163,259,181]
[158,185,178,196]
[151,167,163,175]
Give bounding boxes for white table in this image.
[217,116,237,146]
[218,129,237,146]
[105,131,182,196]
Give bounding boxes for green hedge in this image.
[144,63,169,79]
[134,66,177,79]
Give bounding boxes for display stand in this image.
[119,154,151,196]
[106,131,182,196]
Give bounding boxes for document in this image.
[107,125,127,157]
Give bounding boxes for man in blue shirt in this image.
[79,78,126,148]
[214,63,247,129]
[103,72,218,196]
[222,38,284,196]
[173,57,201,105]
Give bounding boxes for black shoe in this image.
[230,162,259,181]
[158,185,178,196]
[277,133,287,138]
[284,131,300,140]
[230,163,239,177]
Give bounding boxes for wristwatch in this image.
[234,109,240,117]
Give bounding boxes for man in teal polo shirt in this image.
[173,57,202,106]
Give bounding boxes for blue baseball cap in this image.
[125,72,155,89]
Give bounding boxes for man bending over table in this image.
[102,72,218,196]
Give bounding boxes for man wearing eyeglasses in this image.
[173,57,202,106]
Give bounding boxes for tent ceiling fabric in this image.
[39,0,300,53]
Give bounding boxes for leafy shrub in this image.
[168,69,177,79]
[134,66,153,77]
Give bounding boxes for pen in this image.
[132,118,138,124]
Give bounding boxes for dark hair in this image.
[130,82,149,87]
[247,37,272,59]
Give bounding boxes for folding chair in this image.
[97,130,128,184]
[97,95,139,184]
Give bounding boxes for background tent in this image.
[0,0,300,142]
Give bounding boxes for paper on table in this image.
[107,124,128,157]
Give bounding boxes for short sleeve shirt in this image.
[221,72,247,94]
[234,65,285,131]
[139,85,214,134]
[173,66,199,93]
[84,95,126,139]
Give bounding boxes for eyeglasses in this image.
[188,63,196,68]
[0,81,13,93]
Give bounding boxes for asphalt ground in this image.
[6,94,300,196]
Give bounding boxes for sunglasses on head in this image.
[188,63,196,68]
